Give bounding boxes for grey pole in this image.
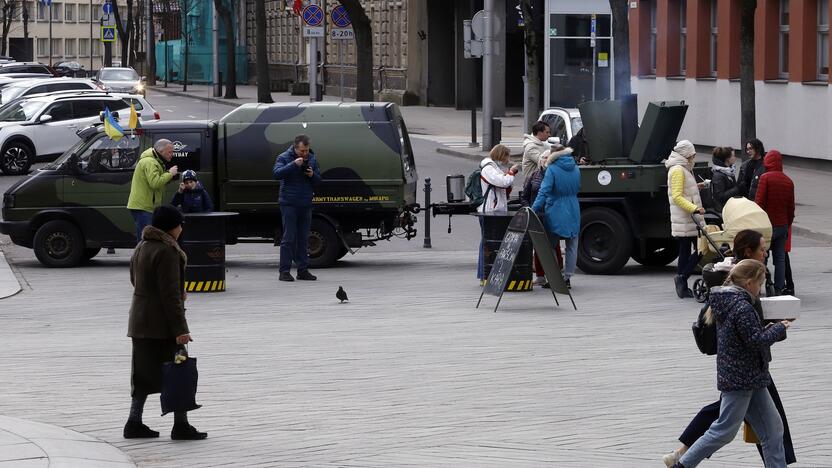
[481,0,494,151]
[48,2,52,66]
[339,40,344,100]
[89,0,93,71]
[212,1,220,97]
[146,0,151,79]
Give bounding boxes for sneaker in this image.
[541,282,550,289]
[123,420,159,439]
[296,270,317,281]
[564,278,571,289]
[533,277,546,285]
[171,424,208,440]
[279,272,294,282]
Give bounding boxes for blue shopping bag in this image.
[160,348,202,416]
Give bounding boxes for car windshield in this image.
[100,69,139,81]
[571,117,583,135]
[0,100,46,121]
[0,85,27,102]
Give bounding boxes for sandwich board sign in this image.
[476,207,576,312]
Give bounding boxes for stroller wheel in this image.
[693,278,709,303]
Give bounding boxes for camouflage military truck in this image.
[570,100,710,275]
[0,102,419,267]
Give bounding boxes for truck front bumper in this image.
[0,220,33,248]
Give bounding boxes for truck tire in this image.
[308,218,340,268]
[83,247,102,261]
[577,207,633,275]
[0,141,34,176]
[631,239,679,267]
[33,220,85,268]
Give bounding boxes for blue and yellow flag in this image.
[103,107,125,141]
[128,102,139,130]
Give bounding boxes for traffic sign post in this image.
[101,26,117,42]
[330,4,352,100]
[302,3,324,102]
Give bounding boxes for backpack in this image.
[692,303,717,355]
[464,163,495,209]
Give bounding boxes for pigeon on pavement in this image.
[336,286,348,303]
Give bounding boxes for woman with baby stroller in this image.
[662,229,796,467]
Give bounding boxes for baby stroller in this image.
[691,197,774,303]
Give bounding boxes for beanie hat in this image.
[674,140,696,158]
[152,205,184,232]
[182,170,198,182]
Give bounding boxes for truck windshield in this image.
[42,134,99,170]
[0,100,45,121]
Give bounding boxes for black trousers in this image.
[131,338,179,397]
[679,381,796,464]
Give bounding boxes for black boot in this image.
[123,420,159,439]
[171,412,207,440]
[674,275,687,298]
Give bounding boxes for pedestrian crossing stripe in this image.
[185,280,224,292]
[101,26,116,42]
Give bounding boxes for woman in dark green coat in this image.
[124,205,207,441]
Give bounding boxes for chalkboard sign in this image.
[482,229,525,297]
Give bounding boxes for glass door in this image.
[548,14,613,108]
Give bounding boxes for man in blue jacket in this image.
[272,134,322,281]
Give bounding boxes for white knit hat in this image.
[674,140,696,158]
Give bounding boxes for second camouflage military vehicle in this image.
[570,99,710,274]
[0,102,419,267]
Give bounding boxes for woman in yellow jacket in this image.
[665,140,706,298]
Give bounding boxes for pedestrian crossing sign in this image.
[101,26,116,42]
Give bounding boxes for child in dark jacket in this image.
[171,170,214,213]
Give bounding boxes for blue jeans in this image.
[555,236,579,279]
[680,387,786,468]
[770,225,788,291]
[130,209,153,243]
[677,236,700,278]
[279,205,312,273]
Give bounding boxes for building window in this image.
[819,0,829,80]
[37,2,46,20]
[680,0,687,75]
[710,0,718,77]
[65,3,74,22]
[779,0,789,79]
[79,2,88,21]
[649,0,657,75]
[36,38,48,56]
[93,40,100,56]
[51,39,61,56]
[92,4,100,21]
[79,38,90,56]
[52,3,61,22]
[65,38,76,57]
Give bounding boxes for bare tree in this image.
[609,0,631,99]
[179,0,199,91]
[519,0,539,133]
[739,0,757,150]
[1,0,15,56]
[146,0,156,85]
[111,0,134,66]
[213,0,237,98]
[255,0,272,103]
[338,0,373,100]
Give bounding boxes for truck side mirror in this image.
[66,153,81,173]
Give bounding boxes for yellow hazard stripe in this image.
[508,280,516,290]
[185,280,227,292]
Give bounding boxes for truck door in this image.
[62,134,143,245]
[148,131,210,208]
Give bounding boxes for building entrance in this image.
[547,13,612,108]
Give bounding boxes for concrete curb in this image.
[0,252,21,299]
[150,86,242,108]
[0,415,135,467]
[792,225,832,244]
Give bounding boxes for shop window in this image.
[779,0,790,79]
[819,0,829,80]
[710,0,718,77]
[649,0,657,75]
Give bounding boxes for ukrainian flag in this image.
[128,102,139,130]
[103,107,125,141]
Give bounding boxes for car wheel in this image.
[577,207,633,275]
[0,141,34,176]
[308,218,340,268]
[33,220,85,268]
[631,239,679,267]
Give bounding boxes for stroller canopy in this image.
[721,196,773,242]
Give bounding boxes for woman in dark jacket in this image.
[670,259,793,468]
[664,230,795,466]
[710,147,740,214]
[124,205,207,441]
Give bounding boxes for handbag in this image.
[743,421,761,444]
[160,346,202,416]
[692,304,717,355]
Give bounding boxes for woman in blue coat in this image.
[531,147,580,287]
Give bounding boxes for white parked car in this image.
[0,91,158,175]
[0,78,98,105]
[538,107,583,147]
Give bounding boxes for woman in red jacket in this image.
[754,150,795,294]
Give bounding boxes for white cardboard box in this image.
[760,295,801,320]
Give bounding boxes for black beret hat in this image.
[152,205,184,232]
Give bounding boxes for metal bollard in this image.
[423,178,432,248]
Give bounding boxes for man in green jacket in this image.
[127,139,178,242]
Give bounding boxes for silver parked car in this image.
[92,67,145,96]
[0,78,98,105]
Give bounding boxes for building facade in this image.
[630,0,832,162]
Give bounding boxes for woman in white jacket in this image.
[477,144,519,282]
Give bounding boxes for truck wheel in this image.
[83,247,102,261]
[33,220,85,267]
[0,141,34,176]
[308,218,340,268]
[631,239,679,267]
[577,207,633,275]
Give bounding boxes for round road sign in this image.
[331,5,351,28]
[102,2,113,15]
[302,4,324,27]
